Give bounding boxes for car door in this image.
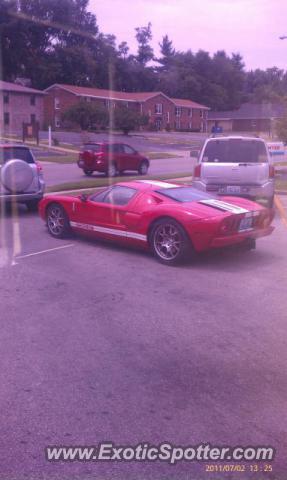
[72,185,138,242]
[121,144,139,171]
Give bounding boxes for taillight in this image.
[36,161,42,173]
[194,163,201,178]
[218,216,240,234]
[269,165,275,178]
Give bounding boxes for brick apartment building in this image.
[207,103,286,133]
[0,81,45,134]
[44,84,209,132]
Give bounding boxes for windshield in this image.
[202,139,268,163]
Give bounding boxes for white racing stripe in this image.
[138,180,178,188]
[199,199,249,214]
[70,221,147,242]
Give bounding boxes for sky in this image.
[90,0,287,71]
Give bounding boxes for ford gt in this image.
[39,180,274,264]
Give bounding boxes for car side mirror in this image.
[190,150,199,158]
[79,193,88,202]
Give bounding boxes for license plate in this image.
[226,186,241,194]
[239,217,253,231]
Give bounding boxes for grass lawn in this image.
[46,171,192,193]
[38,154,78,164]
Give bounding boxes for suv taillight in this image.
[194,164,201,178]
[36,161,42,173]
[269,165,275,178]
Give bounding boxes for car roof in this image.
[207,135,265,142]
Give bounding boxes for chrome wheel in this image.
[47,204,67,237]
[108,164,117,177]
[138,161,149,175]
[153,223,182,261]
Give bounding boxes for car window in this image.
[202,139,268,163]
[157,187,216,202]
[1,147,34,164]
[122,145,136,154]
[103,186,137,205]
[106,144,121,154]
[89,188,111,203]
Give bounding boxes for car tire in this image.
[26,199,40,212]
[138,160,149,175]
[84,169,93,176]
[107,163,118,177]
[245,238,256,250]
[149,218,192,265]
[46,203,71,238]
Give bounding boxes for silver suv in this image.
[0,144,45,211]
[192,136,275,207]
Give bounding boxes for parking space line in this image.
[15,243,74,261]
[274,195,287,228]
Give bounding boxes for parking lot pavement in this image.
[40,156,195,188]
[1,208,287,479]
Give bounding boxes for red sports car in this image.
[39,180,274,265]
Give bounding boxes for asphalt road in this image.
[0,204,287,480]
[40,155,195,188]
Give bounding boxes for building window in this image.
[189,121,193,129]
[3,92,9,104]
[54,97,60,109]
[31,114,36,124]
[148,109,151,117]
[155,103,163,114]
[188,108,193,117]
[175,119,180,130]
[55,115,60,128]
[167,111,170,123]
[30,95,36,106]
[175,107,181,117]
[4,112,10,125]
[86,97,91,103]
[200,110,203,118]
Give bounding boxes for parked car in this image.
[192,136,275,207]
[77,142,150,177]
[39,180,274,265]
[0,144,45,210]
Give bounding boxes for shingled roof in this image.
[0,80,45,95]
[208,103,286,120]
[45,84,209,109]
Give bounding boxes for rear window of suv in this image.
[82,144,102,152]
[202,139,268,163]
[1,147,34,164]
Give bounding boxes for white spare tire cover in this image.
[1,159,34,192]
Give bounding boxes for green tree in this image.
[114,105,148,135]
[62,100,109,130]
[135,22,153,65]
